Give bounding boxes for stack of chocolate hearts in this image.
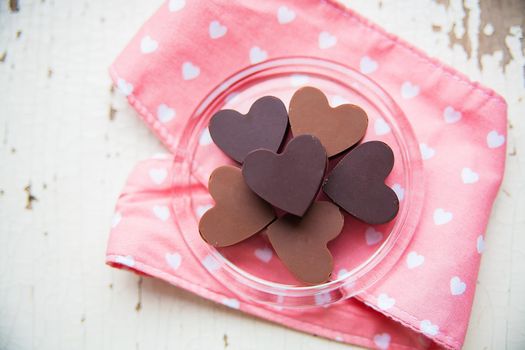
[199,87,399,285]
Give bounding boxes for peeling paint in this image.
[109,106,117,121]
[479,0,525,69]
[24,184,37,210]
[434,0,524,75]
[448,1,472,59]
[483,23,494,36]
[434,0,449,6]
[0,1,522,349]
[135,277,143,312]
[9,0,19,12]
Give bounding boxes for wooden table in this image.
[1,0,523,349]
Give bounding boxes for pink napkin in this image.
[106,1,507,349]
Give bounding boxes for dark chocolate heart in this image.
[267,201,344,285]
[199,166,276,247]
[289,87,368,157]
[209,96,289,163]
[323,141,399,224]
[242,135,327,217]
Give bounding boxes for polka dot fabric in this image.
[106,1,507,349]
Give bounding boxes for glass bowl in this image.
[171,57,424,309]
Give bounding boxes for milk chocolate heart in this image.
[209,96,289,163]
[242,135,327,217]
[289,87,368,157]
[323,141,399,224]
[267,201,344,285]
[199,166,276,247]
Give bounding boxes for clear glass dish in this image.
[171,57,424,309]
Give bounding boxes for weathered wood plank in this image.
[0,1,523,349]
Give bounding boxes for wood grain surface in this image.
[0,0,523,349]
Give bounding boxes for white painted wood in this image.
[0,0,523,349]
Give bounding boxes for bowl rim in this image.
[170,56,425,307]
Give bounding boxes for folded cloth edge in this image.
[106,253,431,350]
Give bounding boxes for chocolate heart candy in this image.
[199,166,276,247]
[289,87,368,157]
[323,141,399,224]
[209,96,289,163]
[242,135,327,217]
[267,201,344,285]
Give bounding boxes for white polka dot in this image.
[168,0,185,12]
[450,276,466,296]
[115,255,135,268]
[254,247,273,263]
[182,61,200,80]
[377,293,395,310]
[209,20,227,39]
[221,298,240,309]
[330,95,349,106]
[401,81,419,99]
[461,167,479,184]
[420,320,439,336]
[157,104,176,123]
[199,128,213,145]
[365,227,383,245]
[443,106,461,123]
[486,130,505,148]
[419,143,435,160]
[406,251,424,269]
[277,6,296,24]
[153,205,170,221]
[318,31,337,49]
[374,118,390,135]
[117,78,133,96]
[196,204,212,218]
[149,168,168,185]
[392,183,404,201]
[140,35,158,54]
[373,333,391,349]
[165,252,182,270]
[477,235,485,254]
[433,208,453,225]
[202,254,220,272]
[249,46,268,64]
[290,74,309,87]
[111,212,122,228]
[360,56,378,74]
